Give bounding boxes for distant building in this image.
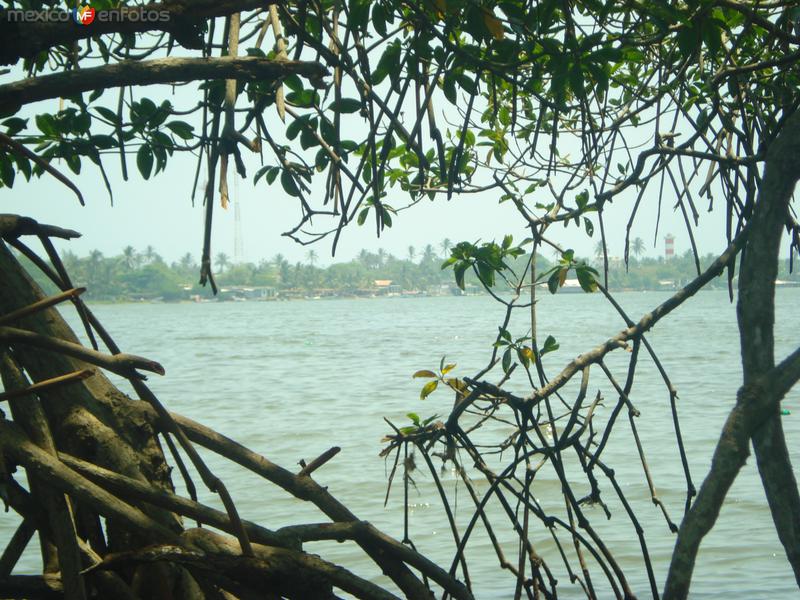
[373,279,401,294]
[664,234,675,259]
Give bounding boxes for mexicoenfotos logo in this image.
[72,6,95,26]
[4,6,169,24]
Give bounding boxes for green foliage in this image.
[441,235,529,290]
[538,249,599,294]
[412,357,466,401]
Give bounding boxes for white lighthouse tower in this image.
[664,234,675,259]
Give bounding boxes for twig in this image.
[0,134,85,206]
[0,326,164,378]
[298,446,341,477]
[0,288,85,328]
[0,369,93,403]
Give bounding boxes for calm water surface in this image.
[4,289,800,598]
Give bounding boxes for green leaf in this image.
[441,363,456,375]
[319,118,336,145]
[0,153,15,188]
[542,335,559,355]
[576,265,598,292]
[3,117,27,136]
[477,261,495,287]
[372,3,387,36]
[285,89,318,108]
[420,380,439,400]
[413,370,438,379]
[13,153,31,181]
[137,144,153,179]
[502,347,512,373]
[300,125,318,150]
[90,134,116,150]
[374,41,401,86]
[676,24,698,62]
[283,75,303,94]
[315,148,330,172]
[281,171,301,197]
[454,262,468,290]
[348,0,371,32]
[407,412,421,425]
[584,217,594,237]
[547,271,561,294]
[423,414,440,426]
[568,64,585,98]
[73,111,92,134]
[94,106,119,125]
[64,151,81,175]
[328,98,362,114]
[35,114,57,137]
[166,120,194,140]
[286,116,305,141]
[442,72,458,104]
[254,165,270,185]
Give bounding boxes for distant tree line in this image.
[17,239,799,301]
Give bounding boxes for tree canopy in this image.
[1,0,800,598]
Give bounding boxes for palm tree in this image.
[87,249,104,288]
[440,238,452,257]
[279,261,291,286]
[376,248,387,267]
[61,250,81,277]
[306,249,318,267]
[179,252,194,271]
[594,241,605,260]
[407,245,416,263]
[216,252,230,273]
[122,245,138,270]
[143,245,156,265]
[631,237,645,260]
[422,244,436,263]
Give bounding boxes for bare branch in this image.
[0,326,164,378]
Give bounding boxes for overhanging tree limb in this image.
[0,0,272,65]
[737,106,800,589]
[0,56,328,114]
[664,108,800,599]
[663,345,800,599]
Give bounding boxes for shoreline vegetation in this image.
[21,243,800,302]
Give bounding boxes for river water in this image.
[4,289,800,598]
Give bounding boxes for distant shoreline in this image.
[86,283,800,305]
